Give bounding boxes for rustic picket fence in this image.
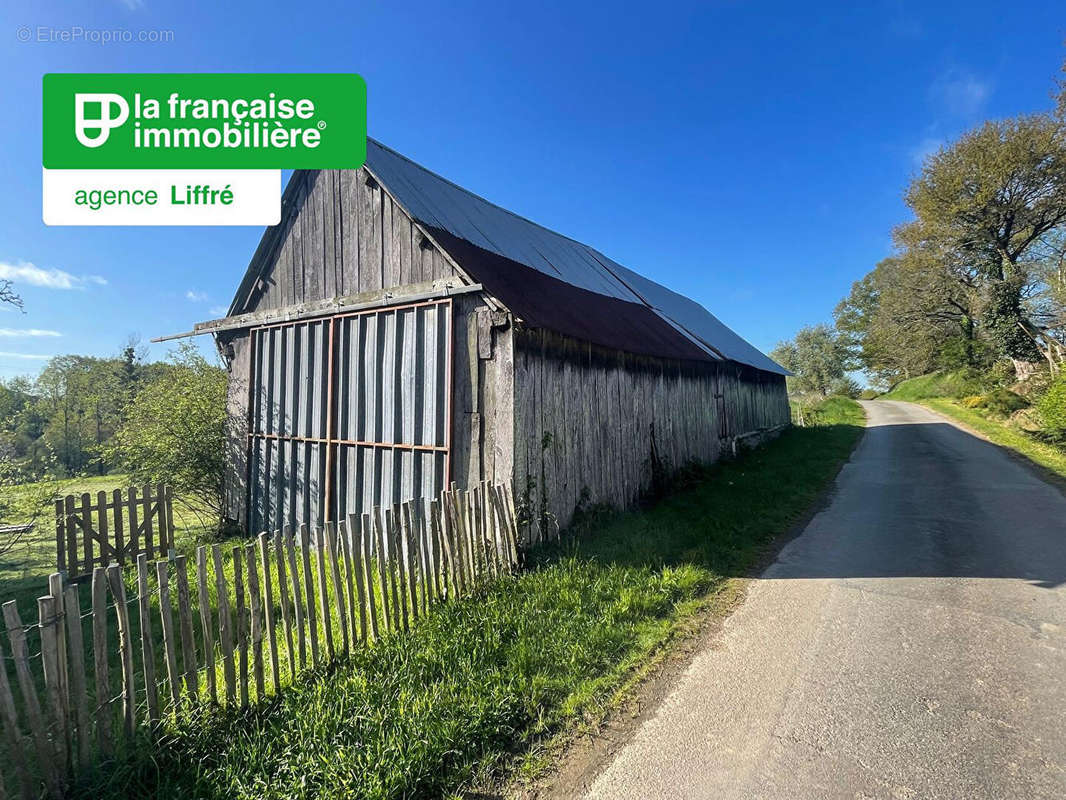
[1,480,519,799]
[55,484,175,580]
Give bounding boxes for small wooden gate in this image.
[54,483,174,579]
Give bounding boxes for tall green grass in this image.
[881,369,989,401]
[70,400,864,800]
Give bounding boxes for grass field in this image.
[0,473,213,621]
[67,397,865,800]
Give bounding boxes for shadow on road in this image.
[766,416,1066,589]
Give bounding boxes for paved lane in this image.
[584,400,1066,800]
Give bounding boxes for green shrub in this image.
[1037,375,1066,441]
[858,389,879,400]
[960,395,985,409]
[982,387,1028,417]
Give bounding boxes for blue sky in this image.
[0,0,1063,380]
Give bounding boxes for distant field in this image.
[0,472,213,604]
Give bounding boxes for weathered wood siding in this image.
[221,167,482,529]
[235,169,463,314]
[511,327,789,542]
[224,333,251,526]
[450,297,514,491]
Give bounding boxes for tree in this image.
[836,250,988,388]
[904,114,1066,367]
[0,280,21,311]
[103,343,229,531]
[771,324,850,396]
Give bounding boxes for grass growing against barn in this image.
[70,398,864,800]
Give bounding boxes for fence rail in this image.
[5,480,519,799]
[54,484,174,580]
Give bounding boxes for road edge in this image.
[515,413,869,800]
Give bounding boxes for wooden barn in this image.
[188,139,789,540]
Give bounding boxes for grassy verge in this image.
[881,369,988,401]
[72,399,864,800]
[921,398,1066,481]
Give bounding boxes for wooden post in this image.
[437,493,457,597]
[155,560,181,710]
[3,601,61,799]
[232,546,247,707]
[37,596,67,772]
[273,531,296,678]
[65,495,77,580]
[245,544,264,700]
[174,556,198,703]
[338,518,359,645]
[360,513,378,641]
[62,583,90,769]
[314,527,334,659]
[195,547,217,705]
[258,533,280,693]
[345,515,367,643]
[104,565,135,739]
[373,508,392,633]
[447,489,468,593]
[46,574,68,750]
[90,567,112,757]
[299,524,320,664]
[401,503,419,622]
[284,528,307,669]
[127,488,139,565]
[142,485,154,562]
[212,545,235,705]
[165,486,175,556]
[418,503,433,612]
[95,491,109,571]
[504,482,521,566]
[430,500,447,599]
[54,498,65,575]
[324,522,348,654]
[135,554,159,727]
[0,634,34,800]
[80,493,93,580]
[112,489,125,567]
[390,508,408,632]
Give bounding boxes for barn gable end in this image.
[229,168,469,318]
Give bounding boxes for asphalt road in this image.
[584,400,1066,800]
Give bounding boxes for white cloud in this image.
[910,136,944,167]
[186,290,209,302]
[930,69,990,117]
[0,328,61,338]
[0,261,107,290]
[0,352,51,360]
[118,0,145,9]
[208,306,229,317]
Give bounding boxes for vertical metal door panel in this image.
[247,299,453,533]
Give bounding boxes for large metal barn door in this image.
[246,299,453,534]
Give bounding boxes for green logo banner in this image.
[43,73,366,168]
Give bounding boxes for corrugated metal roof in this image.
[365,138,786,375]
